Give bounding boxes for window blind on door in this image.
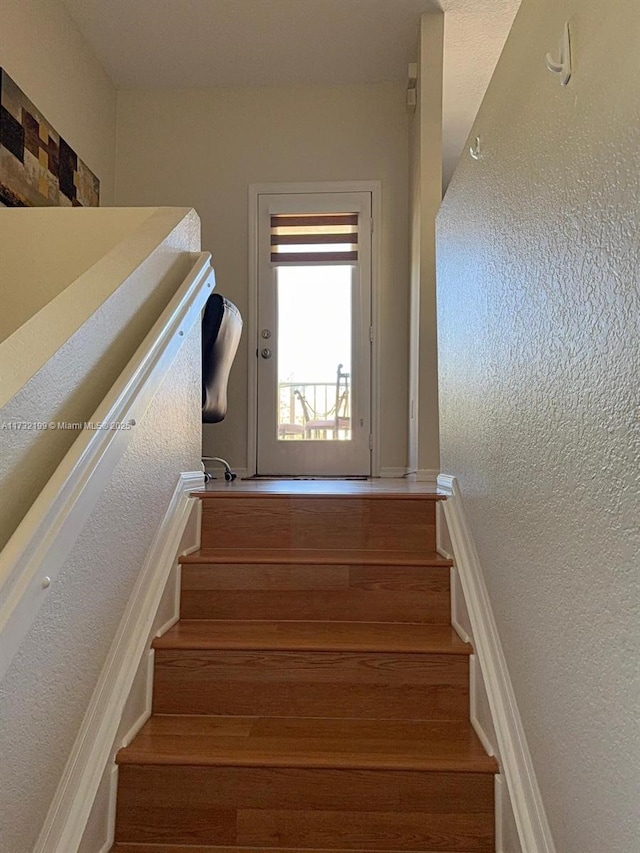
[270,213,358,263]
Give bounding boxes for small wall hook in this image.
[546,22,572,86]
[469,136,482,160]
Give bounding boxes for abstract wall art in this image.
[0,68,99,208]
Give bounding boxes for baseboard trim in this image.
[469,653,496,757]
[120,648,155,750]
[96,765,118,853]
[496,773,524,853]
[450,567,471,644]
[403,468,439,484]
[34,471,203,853]
[437,474,556,853]
[435,500,454,561]
[416,467,440,483]
[379,467,410,478]
[154,609,180,639]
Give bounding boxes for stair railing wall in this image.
[0,247,212,853]
[0,208,201,554]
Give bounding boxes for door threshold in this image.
[244,475,369,481]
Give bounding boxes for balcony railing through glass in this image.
[278,376,351,441]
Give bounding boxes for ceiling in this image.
[61,0,521,185]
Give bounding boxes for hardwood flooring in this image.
[152,621,470,654]
[112,487,496,852]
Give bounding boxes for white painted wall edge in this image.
[0,252,214,682]
[34,470,204,853]
[437,474,556,853]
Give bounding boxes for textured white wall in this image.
[437,1,640,851]
[0,0,117,204]
[115,83,410,471]
[0,210,200,551]
[0,322,201,853]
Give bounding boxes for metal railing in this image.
[278,381,351,440]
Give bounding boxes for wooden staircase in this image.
[111,489,497,852]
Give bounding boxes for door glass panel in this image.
[277,265,352,441]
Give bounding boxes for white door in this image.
[256,191,372,475]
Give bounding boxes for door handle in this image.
[260,348,272,359]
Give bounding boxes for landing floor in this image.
[199,477,443,497]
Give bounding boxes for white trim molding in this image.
[404,468,440,485]
[416,467,439,484]
[120,648,156,750]
[99,766,119,853]
[496,773,524,853]
[379,467,411,478]
[437,474,556,853]
[0,253,214,682]
[34,471,203,853]
[450,567,471,643]
[469,653,497,757]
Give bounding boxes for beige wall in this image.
[408,13,443,478]
[0,208,153,342]
[437,0,639,850]
[0,0,116,203]
[115,82,410,472]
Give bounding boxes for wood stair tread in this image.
[112,846,478,853]
[180,548,452,566]
[114,488,495,851]
[153,621,471,654]
[116,715,498,774]
[192,486,446,499]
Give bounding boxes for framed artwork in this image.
[0,68,99,208]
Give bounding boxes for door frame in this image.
[247,180,382,477]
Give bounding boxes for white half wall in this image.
[0,208,200,551]
[0,322,202,853]
[437,0,640,850]
[115,82,410,472]
[0,0,117,203]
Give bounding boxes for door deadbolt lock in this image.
[261,329,272,339]
[261,348,272,359]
